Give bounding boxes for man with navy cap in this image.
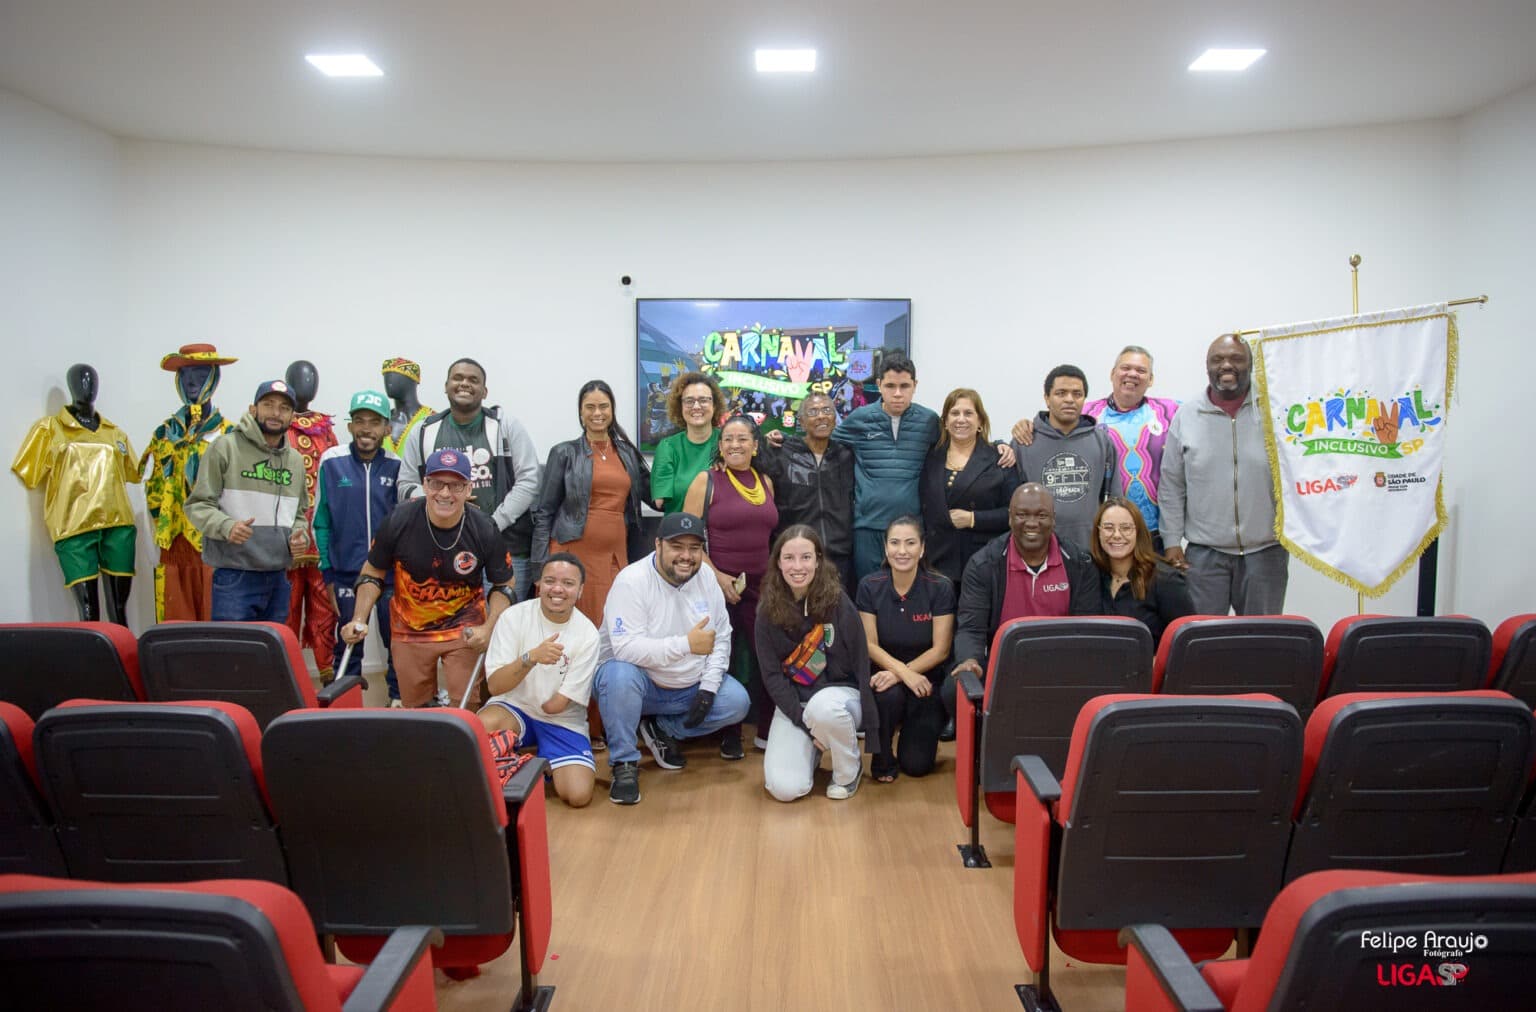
[341,446,516,708]
[187,379,311,622]
[593,511,751,804]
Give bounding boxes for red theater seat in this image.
[33,699,286,884]
[1153,615,1323,720]
[1320,614,1491,697]
[0,873,440,1011]
[1491,614,1536,709]
[1286,691,1536,882]
[954,616,1152,868]
[0,622,142,718]
[138,621,362,729]
[1011,694,1302,1011]
[263,709,554,1011]
[1122,869,1536,1011]
[0,702,67,876]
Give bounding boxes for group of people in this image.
[181,334,1286,807]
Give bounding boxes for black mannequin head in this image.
[285,360,318,412]
[66,363,98,411]
[384,370,416,402]
[177,365,217,406]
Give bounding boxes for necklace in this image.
[589,437,610,461]
[726,466,766,506]
[426,508,466,552]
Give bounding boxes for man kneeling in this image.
[480,553,599,808]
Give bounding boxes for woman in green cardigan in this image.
[650,371,725,513]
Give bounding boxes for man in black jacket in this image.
[758,392,855,591]
[949,483,1101,692]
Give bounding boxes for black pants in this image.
[872,677,945,778]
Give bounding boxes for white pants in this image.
[763,686,863,803]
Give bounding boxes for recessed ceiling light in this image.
[305,53,384,78]
[755,49,816,74]
[1188,48,1266,72]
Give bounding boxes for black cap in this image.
[657,512,705,541]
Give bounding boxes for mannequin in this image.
[382,357,432,456]
[13,363,142,625]
[141,343,237,621]
[283,360,339,680]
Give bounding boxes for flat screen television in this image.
[635,297,912,452]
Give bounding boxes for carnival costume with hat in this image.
[140,343,236,620]
[381,357,432,456]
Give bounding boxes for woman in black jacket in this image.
[756,524,877,802]
[1091,497,1194,646]
[920,387,1020,588]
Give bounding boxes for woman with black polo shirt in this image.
[856,515,956,781]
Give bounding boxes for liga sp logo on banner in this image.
[1253,304,1456,596]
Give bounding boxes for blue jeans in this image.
[853,528,887,584]
[511,554,531,602]
[593,660,751,765]
[211,568,291,623]
[331,583,399,700]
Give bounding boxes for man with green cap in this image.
[315,390,403,702]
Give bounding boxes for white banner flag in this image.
[1253,304,1456,596]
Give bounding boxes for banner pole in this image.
[1350,255,1365,615]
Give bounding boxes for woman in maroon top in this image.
[684,415,778,757]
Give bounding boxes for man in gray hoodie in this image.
[1159,334,1288,615]
[187,380,310,622]
[1010,364,1113,549]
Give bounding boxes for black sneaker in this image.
[719,734,745,761]
[639,717,687,770]
[609,761,641,805]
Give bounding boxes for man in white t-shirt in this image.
[480,552,599,807]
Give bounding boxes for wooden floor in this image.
[431,737,1128,1012]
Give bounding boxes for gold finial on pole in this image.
[1349,254,1361,314]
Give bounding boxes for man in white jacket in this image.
[593,512,751,805]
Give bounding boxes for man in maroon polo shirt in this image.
[949,483,1101,688]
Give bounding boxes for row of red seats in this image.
[955,614,1536,867]
[0,620,362,726]
[0,698,554,1011]
[1004,692,1536,1011]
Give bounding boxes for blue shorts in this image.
[487,701,596,772]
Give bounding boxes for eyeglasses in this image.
[802,406,836,417]
[681,396,714,408]
[1098,523,1137,536]
[425,478,470,494]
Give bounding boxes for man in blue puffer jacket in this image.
[831,352,941,581]
[314,391,403,701]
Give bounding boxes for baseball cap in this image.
[253,380,296,407]
[657,512,705,541]
[424,447,472,481]
[349,390,390,419]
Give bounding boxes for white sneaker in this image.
[827,765,864,801]
[434,688,450,707]
[388,699,404,709]
[753,736,769,751]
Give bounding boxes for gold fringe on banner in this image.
[1253,310,1458,598]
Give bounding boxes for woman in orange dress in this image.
[532,380,652,744]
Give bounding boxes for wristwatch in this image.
[520,651,532,666]
[351,621,368,635]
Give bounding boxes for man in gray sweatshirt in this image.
[1159,334,1288,615]
[1011,364,1113,549]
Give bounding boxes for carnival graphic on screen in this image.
[635,298,911,452]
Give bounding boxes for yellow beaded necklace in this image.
[726,466,766,506]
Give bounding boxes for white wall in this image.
[9,81,1529,632]
[0,91,123,624]
[1446,79,1536,623]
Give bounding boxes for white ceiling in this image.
[2,0,1534,163]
